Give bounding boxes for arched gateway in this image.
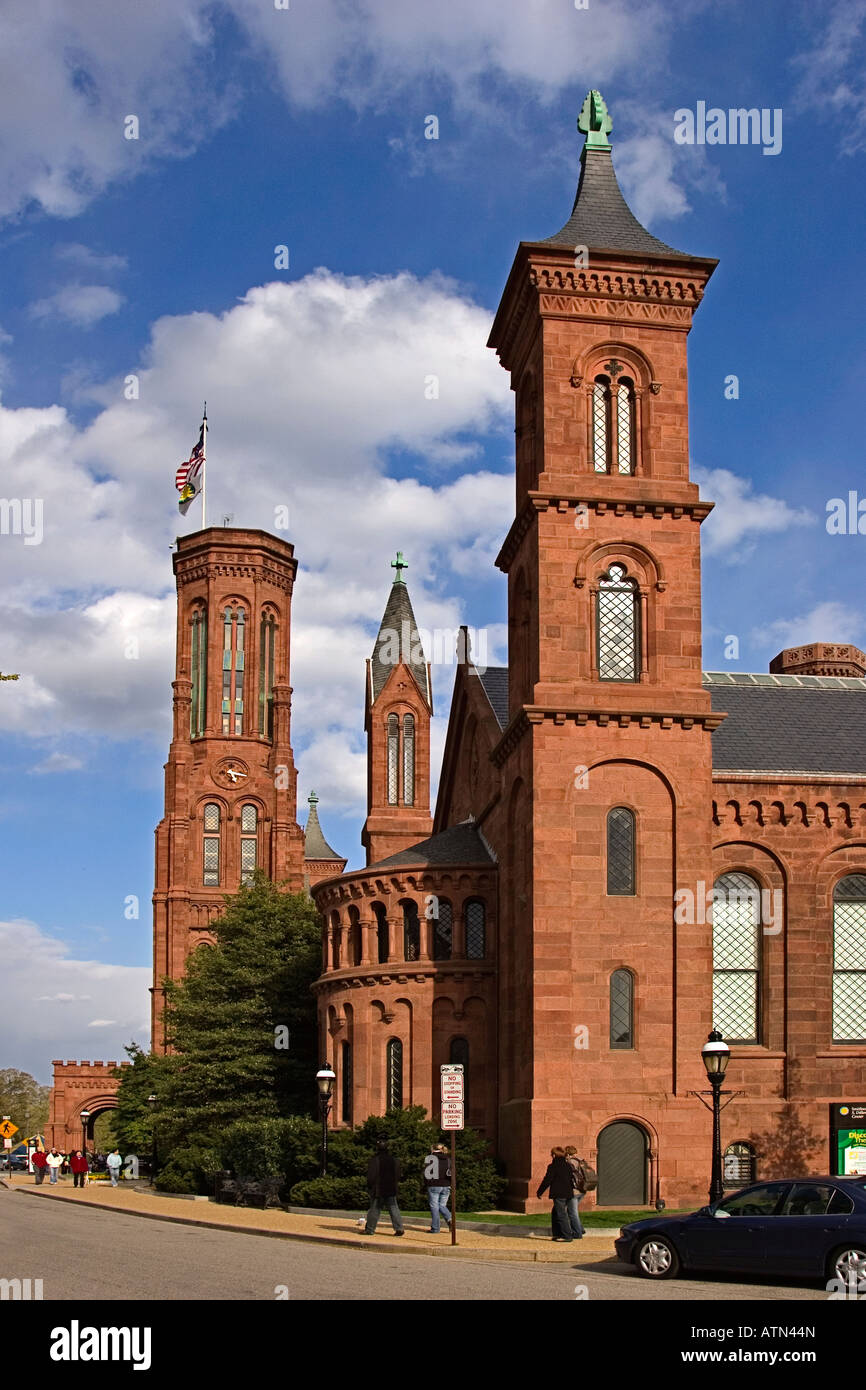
[46,1060,129,1150]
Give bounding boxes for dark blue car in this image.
[615,1177,866,1284]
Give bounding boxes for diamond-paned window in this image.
[616,379,635,474]
[723,1142,756,1190]
[241,804,257,834]
[403,900,420,961]
[222,606,246,735]
[433,897,452,960]
[833,874,866,1042]
[607,807,635,895]
[387,713,399,805]
[712,871,761,1043]
[203,802,220,832]
[374,902,389,963]
[240,804,257,884]
[203,836,220,887]
[592,377,609,472]
[610,968,634,1048]
[403,713,415,806]
[465,899,486,959]
[387,1038,403,1110]
[190,608,207,738]
[597,565,639,681]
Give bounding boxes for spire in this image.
[304,791,344,862]
[369,553,431,705]
[539,88,709,262]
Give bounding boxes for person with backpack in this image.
[565,1145,598,1238]
[423,1142,452,1234]
[536,1147,575,1241]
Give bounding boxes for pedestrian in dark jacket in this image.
[69,1150,88,1189]
[31,1144,48,1185]
[536,1147,574,1241]
[564,1145,585,1238]
[423,1143,452,1234]
[363,1141,404,1235]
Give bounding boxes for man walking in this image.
[363,1140,404,1236]
[31,1143,48,1185]
[424,1142,452,1234]
[107,1148,123,1187]
[69,1149,88,1189]
[536,1147,575,1241]
[564,1145,585,1238]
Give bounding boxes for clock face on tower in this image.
[213,758,250,789]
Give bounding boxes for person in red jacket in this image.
[31,1144,48,1185]
[69,1150,88,1189]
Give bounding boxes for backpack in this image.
[576,1159,598,1193]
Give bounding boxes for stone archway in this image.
[46,1059,129,1150]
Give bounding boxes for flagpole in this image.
[201,401,207,530]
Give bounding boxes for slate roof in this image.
[304,794,344,862]
[476,666,509,730]
[538,146,713,263]
[368,821,495,870]
[369,579,430,705]
[705,673,866,776]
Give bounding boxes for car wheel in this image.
[634,1235,680,1279]
[831,1246,866,1287]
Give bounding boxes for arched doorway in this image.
[597,1120,649,1205]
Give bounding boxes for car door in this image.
[763,1183,855,1279]
[681,1183,790,1274]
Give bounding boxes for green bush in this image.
[155,1144,222,1195]
[289,1176,370,1209]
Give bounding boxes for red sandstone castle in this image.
[50,92,866,1211]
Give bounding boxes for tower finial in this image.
[577,89,612,151]
[308,790,319,805]
[391,551,408,585]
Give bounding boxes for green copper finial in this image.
[391,551,408,584]
[578,89,612,150]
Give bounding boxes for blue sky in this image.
[2,0,866,1080]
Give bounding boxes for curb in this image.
[13,1186,617,1264]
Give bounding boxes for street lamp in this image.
[80,1108,91,1161]
[146,1095,158,1187]
[701,1029,731,1206]
[316,1064,336,1177]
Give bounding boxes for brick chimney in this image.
[769,643,866,677]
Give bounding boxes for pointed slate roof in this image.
[536,89,714,264]
[369,552,431,705]
[304,792,344,862]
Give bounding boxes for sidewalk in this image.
[8,1177,618,1264]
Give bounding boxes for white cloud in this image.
[30,284,125,327]
[793,1,866,155]
[29,752,84,775]
[87,1019,117,1028]
[753,601,866,654]
[695,465,814,564]
[0,919,150,1082]
[54,243,127,275]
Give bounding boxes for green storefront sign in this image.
[833,1105,866,1176]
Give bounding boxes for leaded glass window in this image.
[607,807,636,895]
[712,871,761,1043]
[450,1036,469,1114]
[341,1040,352,1126]
[610,969,634,1048]
[616,379,635,474]
[403,900,420,961]
[403,713,415,806]
[258,612,276,737]
[349,907,362,967]
[433,897,452,961]
[373,902,389,963]
[723,1141,756,1190]
[597,565,639,681]
[387,713,399,805]
[203,836,220,887]
[387,1038,403,1110]
[240,804,257,884]
[833,874,866,1043]
[592,376,610,472]
[203,802,220,832]
[190,608,207,738]
[221,605,245,735]
[465,899,486,959]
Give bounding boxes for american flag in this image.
[175,422,205,492]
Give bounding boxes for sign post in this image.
[440,1065,464,1246]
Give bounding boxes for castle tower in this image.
[487,92,724,1205]
[361,553,433,866]
[151,526,305,1048]
[304,791,348,889]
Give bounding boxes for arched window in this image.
[833,874,866,1043]
[403,713,415,806]
[386,1039,403,1110]
[331,911,341,970]
[341,1039,352,1126]
[610,969,634,1048]
[403,901,420,961]
[222,604,246,735]
[373,902,389,964]
[348,906,362,968]
[712,871,762,1044]
[202,802,220,887]
[607,808,636,895]
[387,713,399,805]
[450,1036,469,1114]
[592,370,636,475]
[190,607,207,738]
[433,897,452,961]
[516,375,538,494]
[465,899,486,959]
[597,564,639,681]
[723,1141,756,1190]
[240,804,257,884]
[258,611,277,737]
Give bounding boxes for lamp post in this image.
[80,1108,91,1162]
[146,1095,157,1187]
[701,1029,731,1206]
[316,1064,336,1177]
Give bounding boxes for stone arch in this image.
[595,1117,652,1206]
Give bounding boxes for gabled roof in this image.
[477,667,509,731]
[367,820,495,870]
[705,673,866,776]
[304,792,344,862]
[369,561,431,706]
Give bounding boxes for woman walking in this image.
[69,1150,88,1189]
[536,1147,575,1242]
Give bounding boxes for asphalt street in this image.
[1,1186,829,1301]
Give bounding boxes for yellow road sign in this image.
[0,1120,19,1139]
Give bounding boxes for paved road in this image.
[2,1187,826,1301]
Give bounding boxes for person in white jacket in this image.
[46,1149,64,1185]
[107,1149,123,1187]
